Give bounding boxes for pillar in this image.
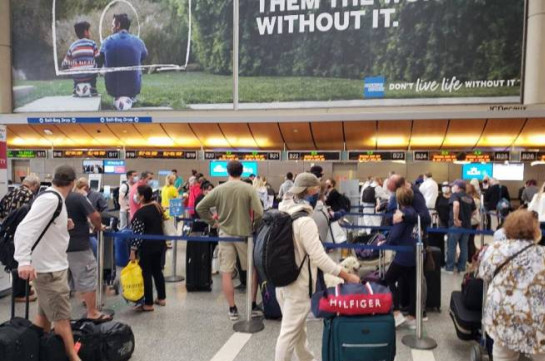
[524,0,545,105]
[0,0,12,113]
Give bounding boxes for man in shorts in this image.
[14,165,81,361]
[196,160,264,321]
[65,187,110,321]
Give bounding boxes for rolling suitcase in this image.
[449,291,481,341]
[427,232,445,267]
[185,232,213,292]
[322,314,396,361]
[425,246,442,311]
[0,282,41,361]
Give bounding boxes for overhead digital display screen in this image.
[348,151,405,162]
[287,151,341,161]
[53,150,119,159]
[204,151,280,161]
[125,150,197,159]
[462,163,493,180]
[209,161,258,178]
[493,163,524,181]
[103,160,126,175]
[7,150,47,159]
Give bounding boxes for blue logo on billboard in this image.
[364,76,385,98]
[462,163,493,181]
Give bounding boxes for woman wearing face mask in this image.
[130,185,167,312]
[275,173,360,361]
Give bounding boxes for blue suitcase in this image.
[323,314,396,361]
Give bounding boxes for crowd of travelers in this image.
[1,162,544,361]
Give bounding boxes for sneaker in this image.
[394,313,406,328]
[228,306,239,321]
[406,318,417,330]
[422,312,429,322]
[251,304,263,318]
[442,268,454,275]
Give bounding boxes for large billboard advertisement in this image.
[11,0,525,112]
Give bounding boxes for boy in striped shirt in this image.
[62,21,99,97]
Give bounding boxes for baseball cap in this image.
[450,179,466,190]
[289,173,320,194]
[53,165,76,184]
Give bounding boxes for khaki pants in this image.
[493,343,545,361]
[275,281,316,361]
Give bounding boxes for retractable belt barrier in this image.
[103,231,244,243]
[340,224,496,236]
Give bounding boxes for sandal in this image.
[88,313,113,324]
[154,299,166,307]
[133,305,154,312]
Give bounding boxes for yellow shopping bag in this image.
[120,261,144,302]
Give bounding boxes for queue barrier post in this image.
[402,216,437,350]
[96,230,114,317]
[233,235,265,334]
[165,216,185,283]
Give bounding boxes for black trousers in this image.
[468,225,478,263]
[11,271,27,297]
[385,263,416,317]
[139,247,166,306]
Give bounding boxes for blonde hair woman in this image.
[161,174,178,245]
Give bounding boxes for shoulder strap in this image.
[492,243,534,279]
[30,191,63,253]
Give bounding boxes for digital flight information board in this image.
[520,151,545,162]
[125,150,198,159]
[414,151,510,163]
[7,150,47,159]
[348,151,406,162]
[204,151,280,161]
[53,150,120,159]
[287,151,341,161]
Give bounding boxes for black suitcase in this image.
[185,232,213,292]
[0,280,41,361]
[427,232,445,267]
[40,332,68,361]
[71,319,135,361]
[449,291,481,341]
[425,246,442,311]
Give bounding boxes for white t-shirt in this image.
[14,188,70,273]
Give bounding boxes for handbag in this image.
[120,261,144,302]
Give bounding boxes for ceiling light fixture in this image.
[44,129,53,135]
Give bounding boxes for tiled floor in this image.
[0,242,481,361]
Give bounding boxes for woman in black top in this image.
[130,185,166,311]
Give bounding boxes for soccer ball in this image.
[114,97,133,111]
[75,83,92,97]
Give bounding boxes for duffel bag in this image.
[71,320,135,361]
[312,282,392,318]
[40,332,68,361]
[0,317,41,361]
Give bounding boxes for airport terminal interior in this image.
[1,0,545,360]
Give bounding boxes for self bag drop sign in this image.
[312,282,392,318]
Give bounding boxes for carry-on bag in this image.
[71,319,135,361]
[186,232,213,292]
[40,332,68,361]
[322,314,396,361]
[425,246,442,311]
[260,280,282,319]
[120,261,144,302]
[449,291,481,341]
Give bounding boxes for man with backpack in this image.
[275,173,360,361]
[0,174,41,302]
[196,160,264,321]
[14,165,81,361]
[119,170,137,230]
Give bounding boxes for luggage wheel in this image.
[470,343,489,361]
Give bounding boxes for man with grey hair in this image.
[0,173,41,302]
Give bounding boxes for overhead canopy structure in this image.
[6,118,545,150]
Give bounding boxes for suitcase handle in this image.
[10,276,31,320]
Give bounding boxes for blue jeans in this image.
[446,229,469,272]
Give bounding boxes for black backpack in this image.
[361,186,376,204]
[339,193,351,212]
[0,191,62,271]
[254,210,309,288]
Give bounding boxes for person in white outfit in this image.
[419,172,438,212]
[275,173,360,361]
[360,177,388,234]
[528,181,545,222]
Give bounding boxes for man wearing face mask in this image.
[129,171,154,221]
[119,170,138,230]
[445,180,476,274]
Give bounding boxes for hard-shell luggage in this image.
[0,281,41,361]
[260,280,282,319]
[322,314,396,361]
[185,232,213,292]
[425,246,442,311]
[449,291,481,341]
[71,319,135,361]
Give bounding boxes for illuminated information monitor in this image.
[204,151,280,161]
[520,151,545,162]
[348,151,406,162]
[53,150,120,159]
[126,150,197,159]
[7,150,47,159]
[287,151,341,161]
[414,151,510,163]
